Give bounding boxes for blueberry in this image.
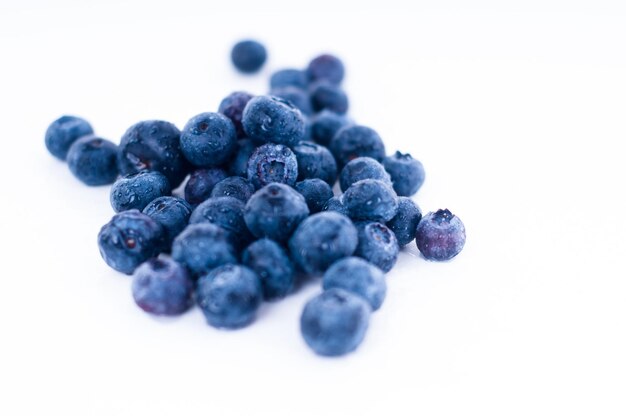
[271,86,313,115]
[218,91,254,138]
[244,183,309,243]
[180,112,237,167]
[300,288,370,357]
[310,110,349,146]
[210,176,255,202]
[306,54,345,85]
[45,115,94,160]
[323,257,386,310]
[295,179,333,213]
[189,196,253,249]
[270,68,308,90]
[415,209,466,261]
[131,255,193,316]
[242,238,295,301]
[171,223,238,277]
[246,143,298,189]
[289,212,358,275]
[310,81,349,115]
[343,179,398,222]
[322,195,348,216]
[110,171,171,213]
[383,151,425,196]
[386,197,422,247]
[142,196,192,246]
[339,157,391,192]
[228,139,257,177]
[118,120,189,188]
[292,141,337,185]
[330,125,386,169]
[242,96,305,147]
[98,210,165,275]
[354,222,399,272]
[184,167,228,206]
[66,136,119,186]
[231,40,267,74]
[196,264,262,329]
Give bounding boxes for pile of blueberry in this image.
[45,40,466,357]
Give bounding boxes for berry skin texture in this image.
[110,171,171,213]
[171,223,238,277]
[339,157,391,192]
[415,209,466,261]
[386,197,422,247]
[270,68,308,90]
[306,54,345,85]
[184,168,228,206]
[180,112,237,167]
[131,256,193,316]
[66,136,119,186]
[310,110,349,146]
[228,139,257,177]
[196,264,262,329]
[343,179,399,223]
[118,120,189,188]
[231,40,267,74]
[383,151,425,197]
[246,143,299,189]
[244,183,309,243]
[218,91,254,138]
[289,212,358,275]
[142,196,192,247]
[310,81,349,115]
[300,288,370,357]
[45,115,94,160]
[295,179,334,213]
[242,95,305,147]
[189,196,253,249]
[98,210,165,275]
[330,125,386,169]
[242,238,295,301]
[210,176,255,202]
[323,195,349,216]
[292,141,338,185]
[271,86,313,116]
[323,257,386,311]
[355,222,399,272]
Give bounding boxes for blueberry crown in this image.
[432,209,454,224]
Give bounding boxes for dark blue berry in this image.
[110,171,171,213]
[210,176,255,202]
[300,288,370,356]
[339,157,391,192]
[228,139,257,177]
[322,195,348,216]
[189,196,253,249]
[355,222,399,272]
[295,179,333,214]
[184,168,228,206]
[131,255,193,316]
[310,110,349,146]
[386,197,422,247]
[270,68,308,90]
[323,257,386,310]
[171,223,237,277]
[271,86,313,115]
[66,136,119,186]
[196,264,262,329]
[343,179,398,222]
[246,143,298,189]
[310,81,348,114]
[292,141,337,185]
[45,115,94,160]
[330,125,385,169]
[142,196,192,247]
[415,209,466,261]
[98,210,165,275]
[306,54,345,85]
[383,151,425,196]
[180,112,237,167]
[231,40,267,73]
[242,238,295,301]
[242,96,305,147]
[218,91,254,138]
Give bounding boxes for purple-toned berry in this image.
[415,209,466,261]
[306,54,345,85]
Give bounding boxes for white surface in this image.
[1,1,625,415]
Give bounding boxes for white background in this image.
[1,1,625,415]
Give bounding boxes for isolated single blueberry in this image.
[242,238,295,301]
[228,139,257,177]
[300,288,370,357]
[386,197,422,247]
[184,168,228,206]
[295,179,333,213]
[306,54,345,85]
[98,210,165,275]
[244,183,309,242]
[383,151,425,196]
[343,179,398,222]
[310,110,349,146]
[118,120,189,188]
[355,222,399,272]
[210,176,255,202]
[322,195,349,216]
[270,68,308,90]
[246,143,299,189]
[66,136,119,186]
[310,81,349,114]
[289,212,358,275]
[330,125,386,169]
[415,209,466,261]
[142,196,192,246]
[171,223,238,277]
[180,112,237,167]
[339,157,391,192]
[196,264,262,329]
[189,196,253,249]
[110,171,171,213]
[292,141,338,185]
[242,95,305,147]
[323,257,386,310]
[218,91,254,138]
[270,86,313,116]
[231,40,267,73]
[45,115,94,160]
[131,255,193,316]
